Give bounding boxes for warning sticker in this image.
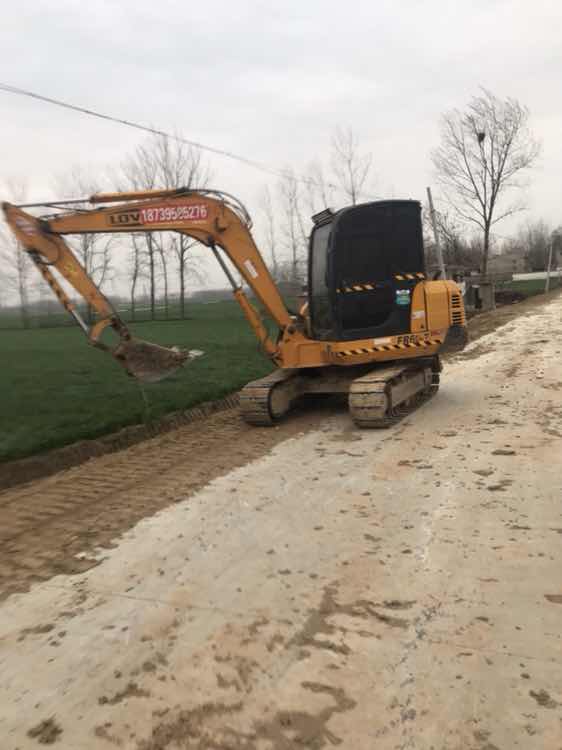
[244,260,259,279]
[396,289,411,306]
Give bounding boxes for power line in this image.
[0,82,339,192]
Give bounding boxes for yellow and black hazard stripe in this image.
[394,272,426,281]
[336,283,376,294]
[337,272,425,292]
[334,337,443,358]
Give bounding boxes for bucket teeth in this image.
[112,338,202,383]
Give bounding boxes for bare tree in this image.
[259,185,280,279]
[277,169,308,284]
[119,134,211,319]
[0,179,33,327]
[525,221,557,271]
[261,164,330,287]
[505,220,557,272]
[154,134,211,318]
[54,168,114,322]
[128,235,146,320]
[260,126,375,289]
[119,144,159,319]
[431,89,540,276]
[0,232,32,326]
[304,160,335,216]
[422,205,479,269]
[330,126,373,205]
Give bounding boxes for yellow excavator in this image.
[2,188,467,427]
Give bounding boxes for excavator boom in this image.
[2,189,293,381]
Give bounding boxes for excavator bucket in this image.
[112,338,203,383]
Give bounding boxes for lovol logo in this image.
[108,211,141,227]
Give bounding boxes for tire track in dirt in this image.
[0,405,331,601]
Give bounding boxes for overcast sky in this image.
[2,0,561,292]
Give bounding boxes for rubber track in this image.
[239,369,297,426]
[349,366,439,428]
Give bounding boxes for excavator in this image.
[2,188,467,427]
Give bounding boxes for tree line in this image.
[0,137,211,327]
[0,88,558,329]
[0,125,376,327]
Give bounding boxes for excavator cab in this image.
[308,200,426,341]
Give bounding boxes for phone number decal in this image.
[139,204,208,224]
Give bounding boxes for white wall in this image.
[513,270,562,281]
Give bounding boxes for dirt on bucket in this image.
[112,338,203,383]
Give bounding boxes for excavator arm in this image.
[2,189,294,381]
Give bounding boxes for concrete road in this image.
[1,297,562,749]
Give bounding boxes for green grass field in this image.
[0,300,274,462]
[495,277,562,296]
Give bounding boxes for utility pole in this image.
[545,239,553,293]
[545,230,560,293]
[426,187,446,279]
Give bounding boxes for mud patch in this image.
[289,584,410,657]
[98,682,150,706]
[27,717,62,744]
[136,681,357,750]
[329,431,363,443]
[94,724,122,746]
[382,599,416,610]
[216,673,242,692]
[529,689,558,709]
[372,611,409,628]
[255,681,356,748]
[247,616,269,637]
[18,623,55,641]
[136,702,243,750]
[542,381,562,391]
[487,479,513,492]
[451,342,495,362]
